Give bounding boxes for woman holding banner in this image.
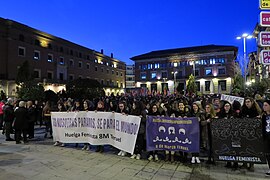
[53,102,66,147]
[190,101,205,164]
[81,100,94,151]
[147,104,161,161]
[116,101,129,156]
[262,100,270,176]
[95,100,105,153]
[130,101,146,160]
[241,97,262,172]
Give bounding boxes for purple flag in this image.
[146,116,199,153]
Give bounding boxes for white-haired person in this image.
[14,101,28,144]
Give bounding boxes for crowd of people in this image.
[1,92,270,176]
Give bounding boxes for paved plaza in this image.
[0,127,269,180]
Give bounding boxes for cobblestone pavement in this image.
[0,127,269,180]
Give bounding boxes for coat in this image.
[14,107,28,130]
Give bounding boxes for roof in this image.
[130,44,238,60]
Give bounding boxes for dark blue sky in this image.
[0,0,259,65]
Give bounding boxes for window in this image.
[87,55,90,60]
[34,50,40,60]
[107,80,110,86]
[79,52,82,58]
[205,69,212,76]
[86,63,90,69]
[107,69,109,74]
[48,43,52,49]
[78,75,82,79]
[101,80,104,85]
[69,59,74,66]
[35,39,40,46]
[141,72,146,80]
[18,47,25,56]
[128,77,133,81]
[205,81,210,91]
[148,64,152,69]
[101,68,104,72]
[176,71,183,79]
[59,57,65,65]
[120,72,123,76]
[70,50,73,56]
[195,69,199,76]
[60,47,63,52]
[33,69,41,79]
[47,71,53,80]
[116,71,119,76]
[140,84,147,88]
[95,66,98,71]
[79,61,82,68]
[161,71,167,78]
[69,75,74,80]
[48,54,53,62]
[112,70,114,74]
[218,80,227,91]
[218,68,226,75]
[173,62,178,67]
[141,64,147,70]
[195,82,200,92]
[154,63,160,69]
[151,84,157,92]
[59,73,64,80]
[151,72,157,79]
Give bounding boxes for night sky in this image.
[0,0,259,65]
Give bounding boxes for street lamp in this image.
[236,33,253,90]
[172,71,178,93]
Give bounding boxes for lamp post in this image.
[236,33,253,90]
[172,71,178,93]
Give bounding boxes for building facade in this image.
[125,65,135,89]
[131,45,238,94]
[0,17,126,97]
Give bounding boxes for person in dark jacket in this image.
[262,100,270,176]
[3,98,15,141]
[27,101,36,139]
[241,97,262,172]
[130,101,146,160]
[14,101,28,144]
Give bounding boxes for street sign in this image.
[259,31,270,46]
[260,11,270,27]
[260,0,270,9]
[260,50,270,65]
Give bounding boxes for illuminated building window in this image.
[151,72,157,79]
[205,69,212,76]
[59,57,65,65]
[34,50,40,60]
[174,62,178,67]
[18,46,25,57]
[48,54,53,62]
[148,64,152,69]
[95,59,98,63]
[141,72,146,80]
[154,63,160,69]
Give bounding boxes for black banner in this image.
[211,118,266,164]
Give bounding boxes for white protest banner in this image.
[51,111,141,154]
[220,94,244,106]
